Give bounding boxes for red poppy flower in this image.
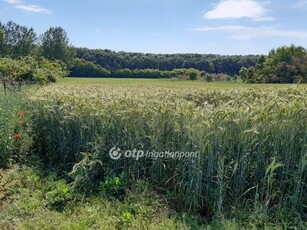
[18,112,24,117]
[18,120,24,125]
[15,134,21,139]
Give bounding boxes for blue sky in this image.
[1,0,307,55]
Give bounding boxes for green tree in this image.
[243,45,307,83]
[40,27,75,68]
[239,66,257,83]
[239,67,248,82]
[1,21,36,58]
[256,55,266,70]
[188,69,198,80]
[0,23,5,56]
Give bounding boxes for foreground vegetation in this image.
[1,80,306,228]
[0,89,25,167]
[3,165,290,229]
[29,84,307,212]
[1,166,196,229]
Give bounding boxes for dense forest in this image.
[1,20,307,83]
[74,48,259,75]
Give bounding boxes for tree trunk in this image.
[3,79,7,95]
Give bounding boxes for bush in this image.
[0,57,67,85]
[45,180,71,211]
[205,74,213,82]
[188,71,198,80]
[100,173,128,198]
[70,58,111,77]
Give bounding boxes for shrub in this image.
[188,71,198,80]
[100,173,129,198]
[45,180,71,211]
[205,74,213,82]
[0,56,67,85]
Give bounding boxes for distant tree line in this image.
[1,20,307,83]
[70,59,234,81]
[74,48,259,76]
[70,59,203,79]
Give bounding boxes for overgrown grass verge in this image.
[2,166,303,229]
[0,88,32,168]
[0,166,201,229]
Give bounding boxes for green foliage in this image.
[112,68,174,78]
[239,66,256,83]
[1,166,303,229]
[121,210,132,223]
[100,173,128,197]
[241,45,307,83]
[34,58,68,83]
[0,21,37,58]
[0,23,5,54]
[188,69,198,80]
[0,167,196,229]
[70,58,111,77]
[68,66,235,81]
[239,67,248,81]
[0,56,67,84]
[169,68,201,80]
[45,180,71,211]
[75,48,258,76]
[40,27,75,68]
[205,74,213,82]
[69,66,205,79]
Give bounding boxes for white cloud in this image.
[4,0,21,4]
[195,26,307,40]
[3,0,52,14]
[15,4,52,14]
[204,0,274,21]
[292,0,307,8]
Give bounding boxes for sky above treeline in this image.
[1,0,307,55]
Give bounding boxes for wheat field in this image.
[26,81,307,219]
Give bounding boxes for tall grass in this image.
[0,89,25,168]
[28,85,307,217]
